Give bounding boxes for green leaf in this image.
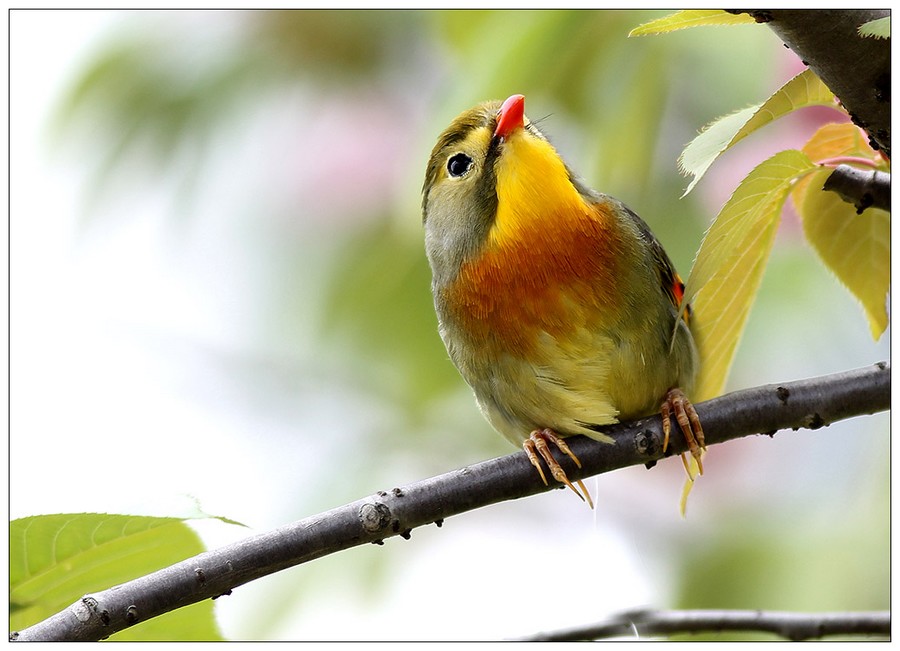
[629,10,756,36]
[858,16,890,39]
[798,170,889,339]
[679,69,837,196]
[679,106,758,195]
[10,513,224,641]
[796,121,882,165]
[685,149,817,400]
[791,123,890,340]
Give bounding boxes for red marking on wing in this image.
[672,274,685,308]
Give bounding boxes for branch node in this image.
[124,605,139,625]
[359,501,392,535]
[805,413,826,430]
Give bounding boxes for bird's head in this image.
[422,94,586,285]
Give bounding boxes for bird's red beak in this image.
[494,94,525,140]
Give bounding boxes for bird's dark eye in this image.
[447,153,473,177]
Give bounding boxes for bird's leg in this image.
[523,428,594,509]
[660,387,705,475]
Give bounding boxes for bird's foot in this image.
[523,428,594,509]
[660,387,705,475]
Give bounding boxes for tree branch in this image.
[729,10,891,156]
[11,363,890,641]
[823,165,891,213]
[518,608,891,641]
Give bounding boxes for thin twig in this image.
[519,608,891,641]
[11,363,890,641]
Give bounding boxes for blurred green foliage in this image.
[671,469,889,641]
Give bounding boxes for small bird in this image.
[422,94,704,507]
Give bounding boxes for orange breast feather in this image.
[444,201,627,356]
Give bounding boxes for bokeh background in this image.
[10,9,889,641]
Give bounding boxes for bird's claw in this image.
[661,387,705,475]
[523,428,594,509]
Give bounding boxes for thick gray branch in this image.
[520,608,891,641]
[11,363,890,641]
[823,165,891,213]
[730,10,891,156]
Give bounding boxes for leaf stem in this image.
[817,155,881,169]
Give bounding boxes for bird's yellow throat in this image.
[491,128,592,248]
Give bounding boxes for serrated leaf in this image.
[10,513,224,641]
[629,10,755,36]
[858,16,890,39]
[797,121,885,167]
[679,106,758,196]
[791,122,889,339]
[686,149,816,298]
[690,219,780,402]
[797,171,889,339]
[686,150,817,400]
[680,69,837,196]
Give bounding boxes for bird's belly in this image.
[445,324,617,445]
[446,318,688,447]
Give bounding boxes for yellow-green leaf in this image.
[679,69,838,196]
[685,149,817,400]
[629,10,755,37]
[790,122,889,339]
[10,513,224,641]
[858,16,890,39]
[797,120,885,167]
[679,453,703,517]
[795,169,890,339]
[678,106,758,196]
